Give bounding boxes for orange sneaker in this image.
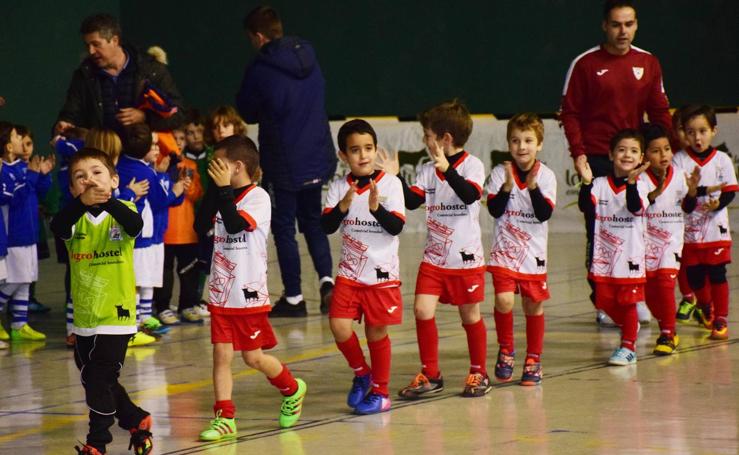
[709,319,728,340]
[398,372,444,400]
[75,444,103,455]
[128,415,153,455]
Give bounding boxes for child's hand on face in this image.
[38,156,55,175]
[27,155,41,172]
[502,161,514,192]
[79,180,111,206]
[368,179,380,211]
[208,158,232,188]
[155,155,171,173]
[526,161,541,190]
[128,177,149,202]
[375,147,399,175]
[338,182,358,213]
[428,139,450,173]
[574,156,593,184]
[627,162,650,184]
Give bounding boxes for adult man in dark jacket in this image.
[54,14,185,135]
[237,6,337,317]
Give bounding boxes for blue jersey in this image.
[152,172,183,245]
[0,165,16,256]
[116,155,170,248]
[1,160,51,247]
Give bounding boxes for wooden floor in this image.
[1,233,737,454]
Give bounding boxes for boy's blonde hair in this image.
[85,129,123,164]
[506,112,544,144]
[419,99,473,148]
[207,106,248,143]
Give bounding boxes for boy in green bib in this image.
[50,148,153,455]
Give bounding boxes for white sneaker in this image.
[180,307,204,323]
[158,309,180,325]
[608,346,637,366]
[636,302,651,324]
[195,302,210,317]
[596,310,617,328]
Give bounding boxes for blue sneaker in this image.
[354,392,391,415]
[494,349,515,382]
[347,374,372,408]
[608,347,637,366]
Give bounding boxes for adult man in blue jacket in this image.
[237,6,337,317]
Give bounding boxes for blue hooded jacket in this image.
[236,36,336,191]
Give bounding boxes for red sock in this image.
[678,263,693,297]
[416,318,440,378]
[336,332,370,376]
[494,309,514,353]
[525,314,545,361]
[368,335,391,396]
[645,279,676,336]
[214,400,235,419]
[711,281,729,320]
[694,284,711,309]
[462,319,487,374]
[617,304,638,351]
[268,365,298,396]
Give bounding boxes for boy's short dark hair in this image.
[0,121,17,154]
[603,0,636,20]
[14,125,31,138]
[640,123,669,147]
[214,135,261,180]
[610,128,644,153]
[337,119,377,152]
[69,147,118,177]
[680,105,717,129]
[184,108,206,127]
[243,6,284,39]
[506,113,544,144]
[419,99,473,148]
[122,123,152,160]
[80,13,121,40]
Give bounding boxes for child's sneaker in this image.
[128,415,153,455]
[128,331,157,347]
[675,295,696,323]
[653,334,680,356]
[608,346,637,366]
[520,358,543,386]
[319,281,334,315]
[142,316,170,335]
[279,378,307,428]
[157,309,180,325]
[180,307,204,323]
[693,305,713,329]
[10,324,46,341]
[354,392,391,415]
[199,410,237,441]
[398,372,444,400]
[494,349,515,382]
[462,372,492,397]
[709,319,728,340]
[195,301,210,317]
[75,443,104,454]
[0,325,9,341]
[347,374,372,408]
[596,310,617,328]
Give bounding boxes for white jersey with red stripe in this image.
[325,171,405,287]
[411,152,485,270]
[639,166,687,274]
[209,185,271,313]
[589,176,649,284]
[672,148,738,248]
[485,161,556,279]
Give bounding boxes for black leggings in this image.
[686,263,727,290]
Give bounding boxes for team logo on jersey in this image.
[596,69,609,76]
[632,67,644,80]
[375,267,390,281]
[109,225,122,241]
[115,305,131,320]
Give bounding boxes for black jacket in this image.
[56,45,185,132]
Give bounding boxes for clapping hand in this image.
[502,161,514,192]
[368,179,380,211]
[627,162,650,184]
[338,182,358,213]
[427,139,450,173]
[79,179,111,206]
[376,147,399,175]
[526,161,541,190]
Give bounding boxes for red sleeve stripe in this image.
[322,206,335,215]
[544,197,555,209]
[466,180,482,197]
[410,186,425,198]
[238,210,257,231]
[590,195,597,207]
[721,184,739,193]
[391,211,406,222]
[487,193,496,201]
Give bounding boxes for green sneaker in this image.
[142,316,162,331]
[199,411,236,441]
[675,295,696,323]
[279,378,307,428]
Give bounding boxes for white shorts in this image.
[134,243,164,288]
[5,245,37,283]
[0,257,6,282]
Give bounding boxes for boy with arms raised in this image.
[50,148,152,455]
[194,135,306,441]
[486,113,556,385]
[322,119,405,414]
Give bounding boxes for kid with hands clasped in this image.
[321,119,405,415]
[577,129,650,366]
[486,113,556,385]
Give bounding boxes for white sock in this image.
[286,295,304,305]
[319,276,334,286]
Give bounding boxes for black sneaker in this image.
[269,296,308,318]
[319,282,334,315]
[398,372,444,400]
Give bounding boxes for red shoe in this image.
[128,415,153,455]
[75,444,103,455]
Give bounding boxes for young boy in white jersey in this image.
[638,123,700,355]
[671,105,738,340]
[194,135,306,441]
[378,100,490,398]
[322,120,405,414]
[576,129,650,366]
[486,113,555,385]
[50,148,152,455]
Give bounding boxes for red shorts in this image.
[329,280,403,326]
[414,263,485,305]
[646,272,677,288]
[595,283,645,307]
[211,312,277,352]
[490,271,550,302]
[682,244,731,266]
